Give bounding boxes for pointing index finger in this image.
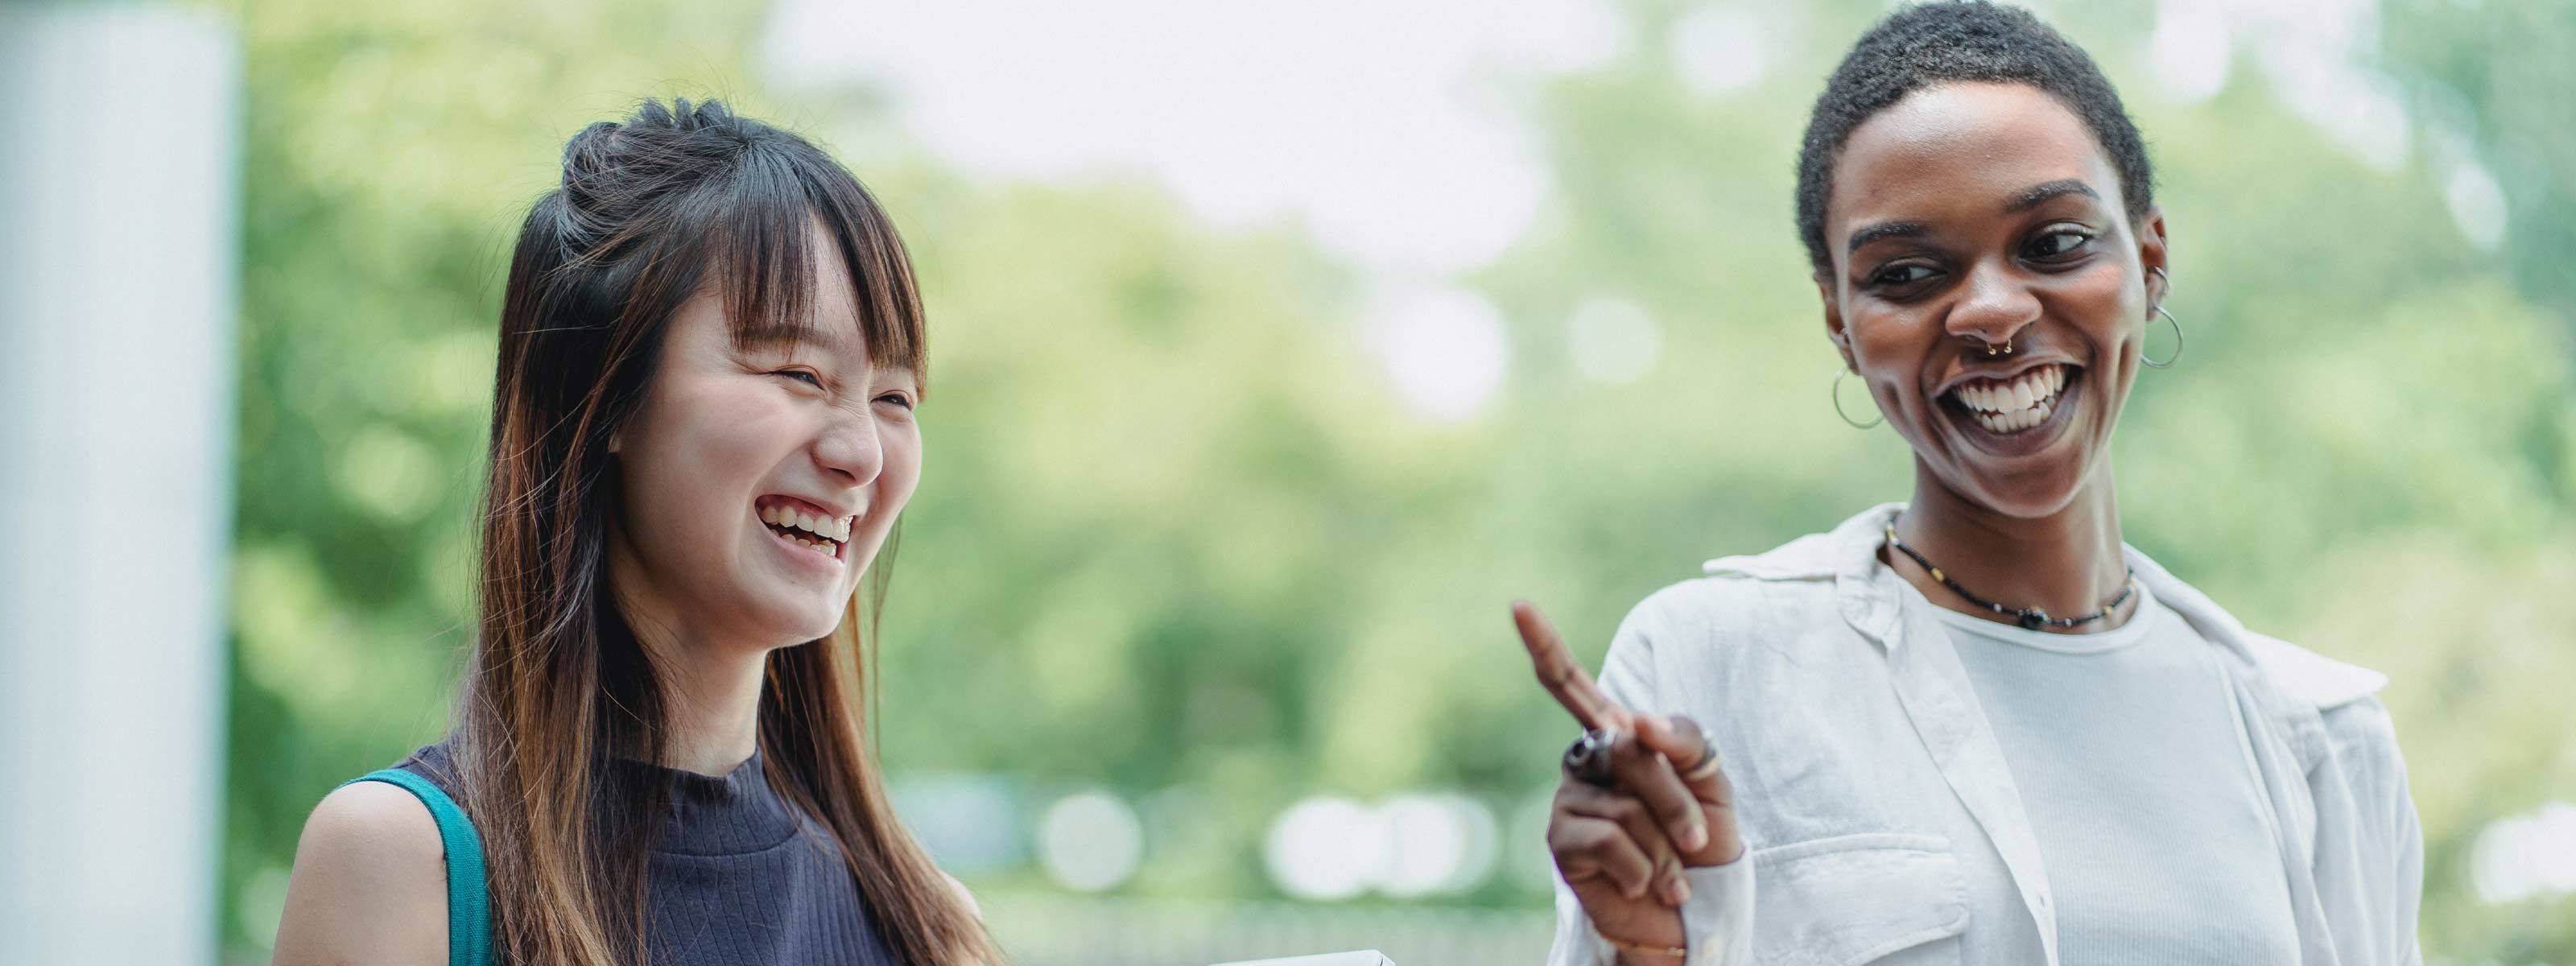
[1513,600,1627,731]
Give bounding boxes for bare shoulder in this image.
[942,870,982,919]
[269,780,449,966]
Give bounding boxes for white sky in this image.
[758,0,1630,275]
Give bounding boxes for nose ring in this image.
[1979,336,2013,357]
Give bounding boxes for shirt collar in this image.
[1701,501,2388,712]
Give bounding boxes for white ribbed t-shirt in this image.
[1928,580,2303,964]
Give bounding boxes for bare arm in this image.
[269,781,449,966]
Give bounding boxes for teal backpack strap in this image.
[341,769,495,966]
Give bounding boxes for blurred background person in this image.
[5,0,2572,964]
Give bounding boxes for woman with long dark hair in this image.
[270,97,998,965]
[1517,4,2421,964]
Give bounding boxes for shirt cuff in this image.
[1678,857,1755,964]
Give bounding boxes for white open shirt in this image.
[1548,503,2424,966]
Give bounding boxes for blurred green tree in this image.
[215,0,2576,960]
[2382,0,2576,349]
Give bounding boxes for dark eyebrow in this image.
[2004,179,2099,213]
[1843,180,2103,258]
[1846,221,1929,257]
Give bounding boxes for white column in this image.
[0,6,242,965]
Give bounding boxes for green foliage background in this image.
[213,0,2576,960]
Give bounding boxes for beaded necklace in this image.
[1882,516,2136,631]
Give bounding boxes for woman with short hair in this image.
[1519,4,2422,964]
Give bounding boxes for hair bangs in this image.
[698,148,927,389]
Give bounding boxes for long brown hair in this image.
[456,97,996,964]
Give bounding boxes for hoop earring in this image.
[1831,368,1884,429]
[2144,307,2183,368]
[2145,266,2182,369]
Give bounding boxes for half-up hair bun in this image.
[626,96,741,136]
[551,98,770,261]
[559,120,623,184]
[552,121,627,248]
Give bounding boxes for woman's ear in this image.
[1817,273,1858,372]
[2137,204,2170,304]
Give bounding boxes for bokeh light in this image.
[2471,802,2576,906]
[1374,794,1500,898]
[1036,790,1146,894]
[1265,795,1389,901]
[1567,295,1663,386]
[1371,286,1511,423]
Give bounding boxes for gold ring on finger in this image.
[1680,744,1724,782]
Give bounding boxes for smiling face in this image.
[1818,81,2168,518]
[605,222,924,654]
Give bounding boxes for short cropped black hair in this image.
[1794,2,2154,273]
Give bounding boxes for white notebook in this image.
[1210,953,1395,966]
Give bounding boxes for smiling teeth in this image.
[1951,365,2068,435]
[759,503,853,543]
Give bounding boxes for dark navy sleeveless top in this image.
[394,741,898,965]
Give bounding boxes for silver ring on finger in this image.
[1563,728,1622,787]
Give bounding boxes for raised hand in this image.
[1516,601,1743,956]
